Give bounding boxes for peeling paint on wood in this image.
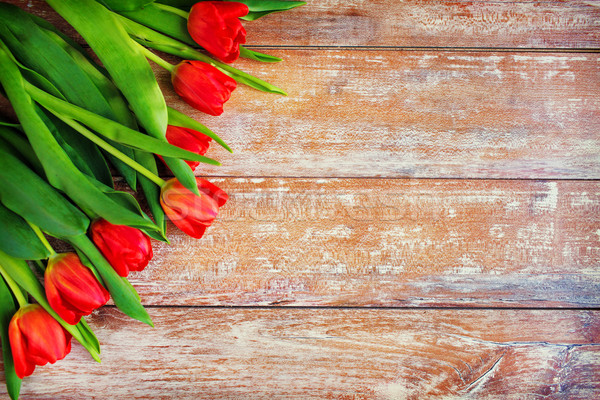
[0,0,598,397]
[0,308,598,399]
[123,178,600,307]
[158,50,600,179]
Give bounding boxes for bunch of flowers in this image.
[0,0,304,398]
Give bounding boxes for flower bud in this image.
[171,60,237,116]
[45,253,110,325]
[161,125,212,171]
[188,1,249,63]
[160,177,228,239]
[9,304,72,378]
[90,219,153,277]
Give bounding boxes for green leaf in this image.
[0,275,21,400]
[0,125,44,174]
[0,4,119,122]
[0,139,89,239]
[28,84,221,166]
[0,202,52,260]
[76,318,101,356]
[0,251,102,362]
[134,150,168,241]
[0,34,66,101]
[104,142,138,191]
[40,111,99,180]
[44,115,114,188]
[241,11,270,21]
[164,154,200,195]
[69,235,153,327]
[42,29,138,129]
[27,13,100,68]
[239,46,282,62]
[35,27,141,189]
[37,26,143,176]
[228,0,306,13]
[45,0,168,141]
[98,0,156,11]
[167,107,231,152]
[0,46,160,233]
[0,4,141,190]
[120,3,196,47]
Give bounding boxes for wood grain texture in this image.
[1,308,598,399]
[160,50,600,179]
[1,0,599,397]
[7,0,600,49]
[2,4,600,179]
[247,0,600,49]
[121,178,600,307]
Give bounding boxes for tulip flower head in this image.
[9,304,72,378]
[160,177,228,239]
[172,60,237,116]
[45,252,110,325]
[163,125,213,170]
[188,1,249,63]
[90,219,153,277]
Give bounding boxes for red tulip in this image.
[160,177,228,239]
[162,125,212,171]
[171,60,237,116]
[45,253,110,325]
[90,219,153,277]
[188,1,249,63]
[9,304,72,378]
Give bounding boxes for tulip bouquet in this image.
[0,0,304,398]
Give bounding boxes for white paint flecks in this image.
[533,182,559,213]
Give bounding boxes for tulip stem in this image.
[153,3,190,19]
[139,45,175,73]
[53,115,167,187]
[0,264,28,307]
[28,223,57,256]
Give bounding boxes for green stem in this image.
[153,3,190,19]
[138,44,175,72]
[115,12,287,95]
[27,223,57,256]
[0,265,28,308]
[54,115,166,187]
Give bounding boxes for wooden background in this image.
[1,0,600,398]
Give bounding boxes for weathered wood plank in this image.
[110,178,600,308]
[1,308,598,399]
[5,50,598,179]
[1,12,598,179]
[7,0,600,49]
[159,50,600,179]
[248,0,600,49]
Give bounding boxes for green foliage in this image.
[0,47,160,233]
[0,202,52,260]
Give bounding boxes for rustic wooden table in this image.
[1,0,600,399]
